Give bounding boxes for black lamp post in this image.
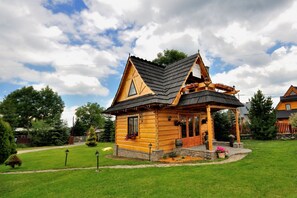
[148,143,152,161]
[95,150,99,172]
[65,149,69,166]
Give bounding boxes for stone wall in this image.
[113,145,164,161]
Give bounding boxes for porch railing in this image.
[276,123,297,134]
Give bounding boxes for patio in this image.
[175,141,252,160]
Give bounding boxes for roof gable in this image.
[276,85,297,110]
[112,58,154,105]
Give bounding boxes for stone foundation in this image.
[276,133,297,140]
[113,145,164,161]
[174,147,216,160]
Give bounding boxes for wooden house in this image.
[275,85,297,133]
[105,53,243,161]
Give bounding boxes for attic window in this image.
[128,80,137,96]
[290,91,296,96]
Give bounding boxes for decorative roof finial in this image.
[198,49,200,54]
[129,53,131,57]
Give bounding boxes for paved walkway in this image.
[1,154,247,175]
[17,143,84,154]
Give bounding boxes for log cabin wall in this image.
[115,110,157,153]
[156,109,179,153]
[277,102,297,111]
[156,109,209,153]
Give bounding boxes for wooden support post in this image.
[206,105,213,151]
[235,109,241,143]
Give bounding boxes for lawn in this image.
[1,140,297,197]
[0,143,152,172]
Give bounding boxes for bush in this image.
[289,113,297,128]
[0,118,17,164]
[85,126,97,147]
[4,154,22,168]
[213,111,234,141]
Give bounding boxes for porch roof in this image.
[178,90,243,108]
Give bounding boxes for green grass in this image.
[0,143,151,172]
[1,140,297,197]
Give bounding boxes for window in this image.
[286,104,291,110]
[290,91,296,96]
[128,80,137,96]
[128,116,138,136]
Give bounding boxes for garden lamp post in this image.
[65,149,69,166]
[148,143,152,161]
[95,150,99,172]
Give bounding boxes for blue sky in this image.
[1,0,297,125]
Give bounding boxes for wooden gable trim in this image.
[284,85,297,97]
[111,57,155,106]
[171,53,211,106]
[111,58,131,106]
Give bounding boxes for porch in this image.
[174,141,252,160]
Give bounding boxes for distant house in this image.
[275,85,297,133]
[105,53,243,161]
[239,102,251,123]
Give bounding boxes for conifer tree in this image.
[85,126,97,147]
[248,90,277,140]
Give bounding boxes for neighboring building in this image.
[239,102,251,123]
[105,53,243,161]
[275,85,297,133]
[276,85,297,123]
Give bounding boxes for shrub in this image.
[0,118,17,164]
[4,154,22,168]
[289,113,297,128]
[85,126,97,147]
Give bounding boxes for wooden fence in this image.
[276,123,297,133]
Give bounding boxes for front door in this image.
[180,114,202,147]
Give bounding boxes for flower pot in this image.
[218,152,226,159]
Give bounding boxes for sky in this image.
[1,0,297,126]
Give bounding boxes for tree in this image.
[0,118,16,164]
[75,102,105,133]
[0,86,64,128]
[100,116,115,142]
[248,90,277,140]
[289,113,297,128]
[152,49,187,66]
[30,119,69,146]
[85,126,97,147]
[213,110,234,141]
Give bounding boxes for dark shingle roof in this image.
[104,94,168,113]
[280,95,297,102]
[178,90,243,107]
[276,110,297,119]
[130,56,165,94]
[105,53,243,114]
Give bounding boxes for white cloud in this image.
[62,106,78,127]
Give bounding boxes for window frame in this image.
[285,104,291,110]
[127,115,139,137]
[128,80,137,97]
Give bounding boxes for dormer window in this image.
[286,104,291,110]
[128,80,137,96]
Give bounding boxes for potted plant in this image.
[125,133,138,140]
[228,134,235,147]
[216,146,228,159]
[175,139,183,148]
